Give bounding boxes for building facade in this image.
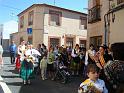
[12,4,87,48]
[87,0,124,49]
[109,0,124,44]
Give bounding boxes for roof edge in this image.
[17,3,87,16]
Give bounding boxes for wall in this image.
[43,6,87,47]
[110,9,124,44]
[87,0,109,49]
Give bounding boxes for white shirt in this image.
[85,49,95,66]
[80,79,108,93]
[71,49,80,57]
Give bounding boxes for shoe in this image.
[42,78,45,80]
[72,72,74,75]
[23,80,26,85]
[27,80,31,85]
[76,72,79,76]
[51,78,54,80]
[61,81,66,84]
[45,78,47,80]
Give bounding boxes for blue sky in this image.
[0,0,88,24]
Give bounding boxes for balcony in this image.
[28,21,33,26]
[117,0,124,5]
[88,5,101,23]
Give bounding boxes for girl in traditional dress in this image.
[15,45,22,71]
[20,44,34,85]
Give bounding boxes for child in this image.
[40,55,47,80]
[78,64,108,93]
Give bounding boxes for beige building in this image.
[87,0,124,49]
[11,4,87,48]
[109,0,124,44]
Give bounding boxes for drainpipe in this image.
[104,0,111,46]
[104,14,108,46]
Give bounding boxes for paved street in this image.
[0,57,83,93]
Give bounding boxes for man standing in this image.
[9,41,17,64]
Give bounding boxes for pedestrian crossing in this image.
[0,76,12,93]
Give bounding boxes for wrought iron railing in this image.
[88,5,101,23]
[117,0,124,5]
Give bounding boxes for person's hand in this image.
[89,86,102,93]
[94,52,99,62]
[78,87,83,93]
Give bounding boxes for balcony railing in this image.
[28,21,33,26]
[88,5,101,23]
[117,0,124,5]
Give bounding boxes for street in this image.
[0,57,83,93]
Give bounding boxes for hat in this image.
[98,44,108,49]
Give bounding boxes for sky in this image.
[0,0,88,39]
[0,0,88,24]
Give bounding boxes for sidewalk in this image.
[0,76,12,93]
[0,57,12,93]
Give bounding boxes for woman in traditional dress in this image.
[71,44,80,75]
[20,44,35,85]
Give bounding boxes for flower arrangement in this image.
[78,82,102,93]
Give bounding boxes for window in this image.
[49,10,62,26]
[66,38,74,48]
[28,11,34,26]
[80,40,86,47]
[90,36,102,49]
[80,17,87,29]
[88,5,101,23]
[88,0,101,23]
[50,38,60,47]
[117,0,124,5]
[28,36,32,44]
[20,16,24,28]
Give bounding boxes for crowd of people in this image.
[9,41,87,85]
[8,41,124,93]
